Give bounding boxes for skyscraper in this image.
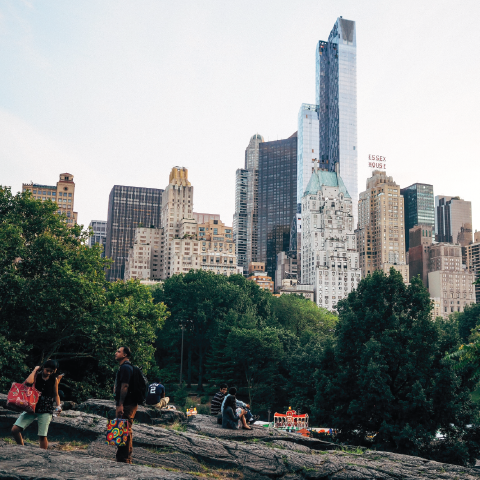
[257,133,297,279]
[105,185,163,281]
[301,168,361,311]
[233,169,248,272]
[297,17,358,223]
[400,183,435,251]
[297,104,320,211]
[88,220,107,257]
[124,167,237,281]
[356,170,409,283]
[245,134,264,267]
[233,134,264,274]
[435,196,473,249]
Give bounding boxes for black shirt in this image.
[35,374,55,398]
[115,362,134,406]
[34,373,57,414]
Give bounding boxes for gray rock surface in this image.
[0,444,195,479]
[0,396,479,479]
[76,398,186,425]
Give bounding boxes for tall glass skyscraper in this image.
[257,133,297,279]
[105,185,163,281]
[400,183,435,251]
[297,17,358,224]
[233,134,264,274]
[297,104,319,211]
[233,168,248,271]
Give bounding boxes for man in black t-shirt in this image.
[146,378,169,409]
[114,346,137,464]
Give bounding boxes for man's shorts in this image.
[14,412,53,437]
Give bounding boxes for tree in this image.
[271,293,337,338]
[226,325,286,412]
[0,187,167,400]
[314,268,480,466]
[160,270,249,391]
[457,303,480,342]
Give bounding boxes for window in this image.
[214,228,218,234]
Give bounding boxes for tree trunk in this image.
[197,346,204,392]
[187,347,192,388]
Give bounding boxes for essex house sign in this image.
[368,154,386,170]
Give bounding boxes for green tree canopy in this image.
[314,268,480,466]
[0,187,167,399]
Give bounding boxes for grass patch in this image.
[144,445,177,455]
[2,437,16,444]
[166,420,187,432]
[54,440,89,451]
[341,447,365,455]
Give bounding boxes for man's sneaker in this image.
[250,415,260,423]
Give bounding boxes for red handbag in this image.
[6,375,41,414]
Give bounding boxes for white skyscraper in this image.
[301,168,361,311]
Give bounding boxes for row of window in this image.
[28,190,72,197]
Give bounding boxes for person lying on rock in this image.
[221,387,257,425]
[222,394,252,430]
[11,360,64,450]
[211,383,228,424]
[146,378,169,410]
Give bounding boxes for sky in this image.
[1,0,479,231]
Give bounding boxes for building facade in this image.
[88,220,107,256]
[301,168,361,311]
[400,183,435,251]
[233,134,264,274]
[316,18,358,225]
[22,173,78,225]
[408,224,434,286]
[105,185,163,281]
[245,134,264,268]
[124,167,237,281]
[435,196,473,249]
[277,279,315,302]
[233,168,248,273]
[193,213,220,224]
[428,243,475,317]
[275,251,298,290]
[297,104,320,211]
[296,16,358,252]
[356,170,409,283]
[257,134,298,279]
[466,241,480,303]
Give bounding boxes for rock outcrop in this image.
[76,398,186,425]
[0,395,479,479]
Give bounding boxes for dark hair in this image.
[229,387,237,396]
[43,359,59,371]
[121,346,132,359]
[220,383,228,389]
[154,378,161,384]
[225,395,236,411]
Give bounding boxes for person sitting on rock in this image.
[211,383,228,424]
[222,394,251,430]
[11,360,64,450]
[146,378,169,410]
[221,387,256,424]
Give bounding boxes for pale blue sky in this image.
[1,0,479,231]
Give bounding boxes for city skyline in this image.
[1,1,479,232]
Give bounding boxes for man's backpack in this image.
[126,362,148,405]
